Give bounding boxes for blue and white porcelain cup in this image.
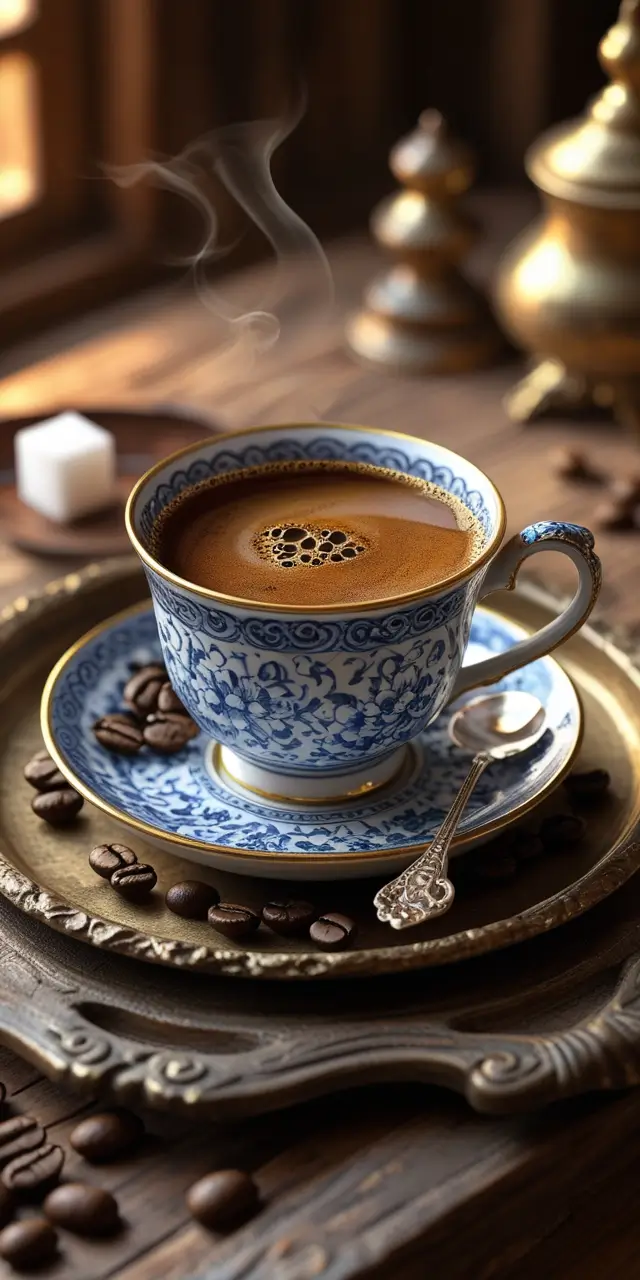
[126,423,601,804]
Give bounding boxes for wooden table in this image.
[0,197,639,1278]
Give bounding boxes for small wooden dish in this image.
[0,406,220,557]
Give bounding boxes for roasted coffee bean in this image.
[0,1082,5,1109]
[0,1185,13,1229]
[207,903,261,939]
[474,855,518,884]
[93,714,144,755]
[2,1144,64,1197]
[166,880,220,920]
[44,1183,120,1237]
[0,1117,45,1169]
[70,1109,144,1164]
[23,750,66,792]
[186,1169,259,1229]
[540,813,586,849]
[0,1218,57,1269]
[123,664,166,716]
[110,863,157,902]
[309,912,357,951]
[514,833,544,862]
[31,787,83,826]
[564,768,611,801]
[595,498,635,531]
[157,682,190,716]
[610,476,640,505]
[143,713,199,754]
[89,843,138,881]
[262,900,317,937]
[550,446,598,483]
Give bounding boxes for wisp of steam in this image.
[105,101,334,378]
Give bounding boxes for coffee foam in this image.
[149,460,485,606]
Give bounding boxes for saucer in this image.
[43,602,581,880]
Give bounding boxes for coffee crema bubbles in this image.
[149,459,483,608]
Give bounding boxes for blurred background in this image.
[0,0,621,348]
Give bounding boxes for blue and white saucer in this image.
[42,603,582,880]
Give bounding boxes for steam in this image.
[105,100,334,376]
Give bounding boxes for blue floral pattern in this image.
[47,605,581,858]
[148,573,473,769]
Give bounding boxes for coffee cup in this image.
[126,422,601,804]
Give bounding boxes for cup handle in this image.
[451,521,602,699]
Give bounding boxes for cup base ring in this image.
[212,743,410,806]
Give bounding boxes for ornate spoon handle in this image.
[374,751,492,930]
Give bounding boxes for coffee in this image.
[150,460,482,607]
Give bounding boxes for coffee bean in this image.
[111,863,157,902]
[31,787,83,826]
[23,750,66,793]
[166,880,220,920]
[0,1118,46,1169]
[186,1169,259,1229]
[0,1082,5,1110]
[474,855,519,884]
[564,768,611,801]
[207,903,260,939]
[610,476,640,505]
[309,912,357,951]
[595,498,635,531]
[0,1218,57,1269]
[2,1144,64,1197]
[93,714,144,755]
[44,1183,120,1237]
[514,834,544,862]
[262,900,317,937]
[143,713,199,754]
[540,813,586,849]
[123,664,166,716]
[69,1110,144,1164]
[0,1185,13,1229]
[89,843,138,880]
[157,682,190,716]
[550,446,598,483]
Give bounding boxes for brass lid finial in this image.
[389,111,475,196]
[599,0,640,92]
[526,0,640,205]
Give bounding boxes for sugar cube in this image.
[15,411,116,523]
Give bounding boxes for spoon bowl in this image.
[449,690,547,759]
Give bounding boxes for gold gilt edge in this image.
[0,560,639,981]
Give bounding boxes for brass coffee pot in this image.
[495,0,640,433]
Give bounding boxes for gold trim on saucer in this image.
[213,742,413,805]
[40,598,583,867]
[0,559,635,980]
[124,421,508,614]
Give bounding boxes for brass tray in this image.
[0,558,639,981]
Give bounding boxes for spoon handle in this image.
[374,751,492,930]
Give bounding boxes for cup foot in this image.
[212,744,409,805]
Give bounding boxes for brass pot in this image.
[495,0,640,430]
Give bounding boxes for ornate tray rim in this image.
[0,558,639,981]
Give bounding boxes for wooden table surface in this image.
[0,195,639,1278]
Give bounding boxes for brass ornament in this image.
[345,111,501,374]
[496,0,640,434]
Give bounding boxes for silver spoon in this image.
[374,690,547,931]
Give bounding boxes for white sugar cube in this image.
[15,411,116,523]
